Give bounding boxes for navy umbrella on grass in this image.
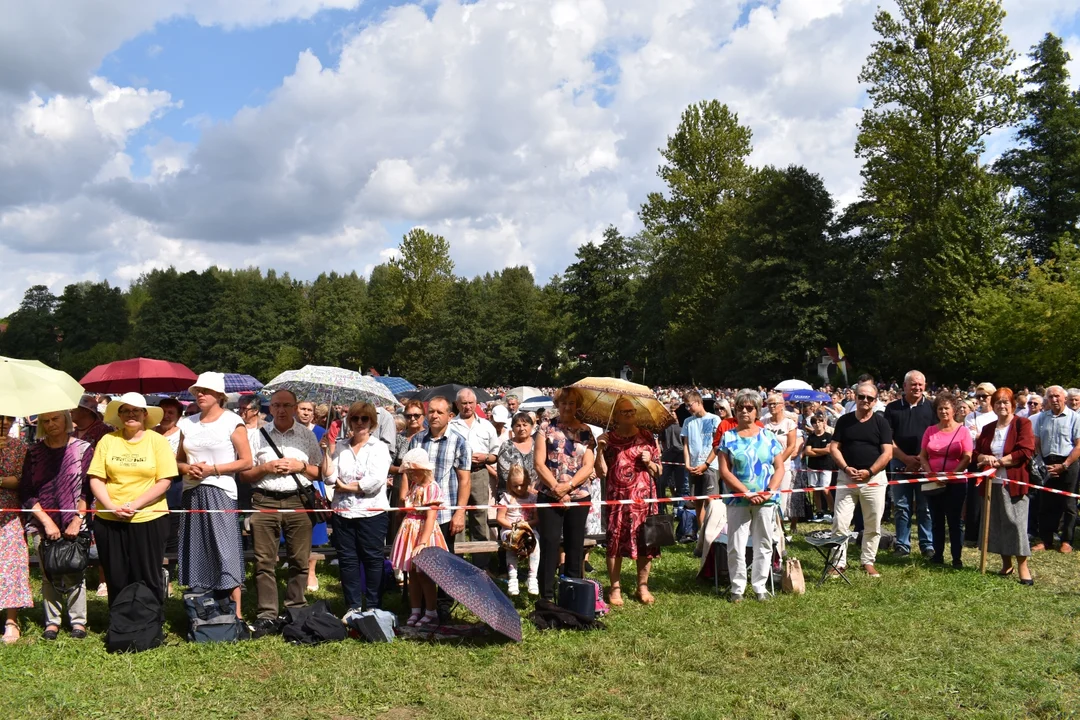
[411,547,522,642]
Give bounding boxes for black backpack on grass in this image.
[280,600,347,645]
[105,582,164,653]
[183,589,249,643]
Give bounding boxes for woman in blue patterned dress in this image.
[717,389,785,603]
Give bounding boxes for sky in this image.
[1,0,1079,315]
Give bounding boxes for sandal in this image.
[997,567,1014,577]
[405,612,421,627]
[416,612,438,627]
[635,585,655,605]
[607,585,624,607]
[3,620,19,645]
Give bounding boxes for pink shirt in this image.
[921,424,973,473]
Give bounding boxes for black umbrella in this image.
[411,547,522,642]
[413,384,494,404]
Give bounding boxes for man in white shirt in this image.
[240,389,323,636]
[449,388,501,552]
[1018,392,1041,419]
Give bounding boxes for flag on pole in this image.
[836,343,845,359]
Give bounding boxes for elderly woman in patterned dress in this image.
[0,415,34,643]
[596,397,662,607]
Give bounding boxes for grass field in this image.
[2,519,1079,720]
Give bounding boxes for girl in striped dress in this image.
[391,448,447,626]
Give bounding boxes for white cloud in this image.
[1,0,1079,315]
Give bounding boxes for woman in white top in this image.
[320,401,392,610]
[176,373,252,615]
[763,393,797,530]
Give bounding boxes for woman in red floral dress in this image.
[1,416,33,643]
[597,398,661,607]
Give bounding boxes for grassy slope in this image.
[2,523,1079,720]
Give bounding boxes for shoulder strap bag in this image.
[259,428,333,524]
[923,427,963,496]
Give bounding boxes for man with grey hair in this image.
[449,388,501,561]
[829,382,894,577]
[1067,388,1080,413]
[505,394,520,414]
[884,370,935,557]
[1032,385,1080,553]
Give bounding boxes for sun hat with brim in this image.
[189,371,227,398]
[104,392,164,429]
[76,394,101,417]
[401,447,435,471]
[975,382,997,396]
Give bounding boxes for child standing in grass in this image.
[496,464,539,596]
[391,448,447,627]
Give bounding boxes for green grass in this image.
[3,520,1080,720]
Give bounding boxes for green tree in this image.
[854,0,1018,378]
[562,226,644,378]
[55,281,130,355]
[995,33,1080,261]
[719,165,836,385]
[301,271,367,370]
[0,285,59,361]
[133,269,221,367]
[362,263,407,375]
[639,100,755,382]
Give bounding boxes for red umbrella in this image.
[80,357,198,394]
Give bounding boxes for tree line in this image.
[2,1,1079,388]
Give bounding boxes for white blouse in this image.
[324,438,392,518]
[990,425,1009,485]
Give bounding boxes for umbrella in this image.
[784,389,831,403]
[263,365,398,408]
[0,356,85,417]
[411,547,522,642]
[413,384,493,404]
[570,377,677,433]
[176,373,263,400]
[506,386,542,402]
[520,395,554,411]
[370,376,417,396]
[80,357,198,394]
[774,379,813,392]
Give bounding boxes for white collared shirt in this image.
[324,437,391,518]
[449,415,501,458]
[250,421,323,493]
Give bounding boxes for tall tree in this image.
[720,165,836,385]
[995,33,1080,261]
[562,226,643,378]
[0,285,59,361]
[55,281,130,354]
[133,269,221,367]
[300,271,367,370]
[855,0,1018,378]
[389,228,457,381]
[639,100,754,382]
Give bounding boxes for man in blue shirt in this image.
[1033,386,1080,553]
[682,391,721,543]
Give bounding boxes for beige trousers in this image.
[831,471,887,568]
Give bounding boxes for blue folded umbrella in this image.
[371,376,417,396]
[784,389,831,403]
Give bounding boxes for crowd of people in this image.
[1,371,1077,643]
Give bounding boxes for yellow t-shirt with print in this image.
[89,431,178,523]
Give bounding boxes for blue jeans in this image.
[658,464,690,512]
[890,460,933,553]
[333,512,389,610]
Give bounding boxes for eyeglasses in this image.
[856,394,877,402]
[349,415,373,424]
[736,406,756,413]
[404,414,422,420]
[975,394,989,400]
[1028,401,1040,406]
[117,407,144,416]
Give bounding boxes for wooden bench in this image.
[453,537,598,555]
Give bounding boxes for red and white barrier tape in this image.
[20,468,1070,516]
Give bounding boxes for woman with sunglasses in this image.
[716,390,785,602]
[320,402,392,610]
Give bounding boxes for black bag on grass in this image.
[105,582,164,653]
[280,600,347,645]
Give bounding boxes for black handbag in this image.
[259,428,334,524]
[40,525,92,593]
[641,513,677,548]
[1029,454,1050,487]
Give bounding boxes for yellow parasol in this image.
[0,356,86,418]
[569,377,677,433]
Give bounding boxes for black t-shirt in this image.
[804,432,834,470]
[884,397,936,457]
[832,412,893,471]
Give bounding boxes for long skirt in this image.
[987,484,1031,557]
[787,469,812,522]
[0,490,32,609]
[179,485,245,591]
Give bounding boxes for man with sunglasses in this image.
[884,370,936,557]
[829,382,893,577]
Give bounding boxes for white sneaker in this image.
[508,578,519,596]
[527,578,539,596]
[96,582,108,597]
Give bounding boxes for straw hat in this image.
[104,392,164,429]
[400,447,435,471]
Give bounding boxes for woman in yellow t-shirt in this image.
[88,392,178,606]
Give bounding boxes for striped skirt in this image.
[179,485,245,591]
